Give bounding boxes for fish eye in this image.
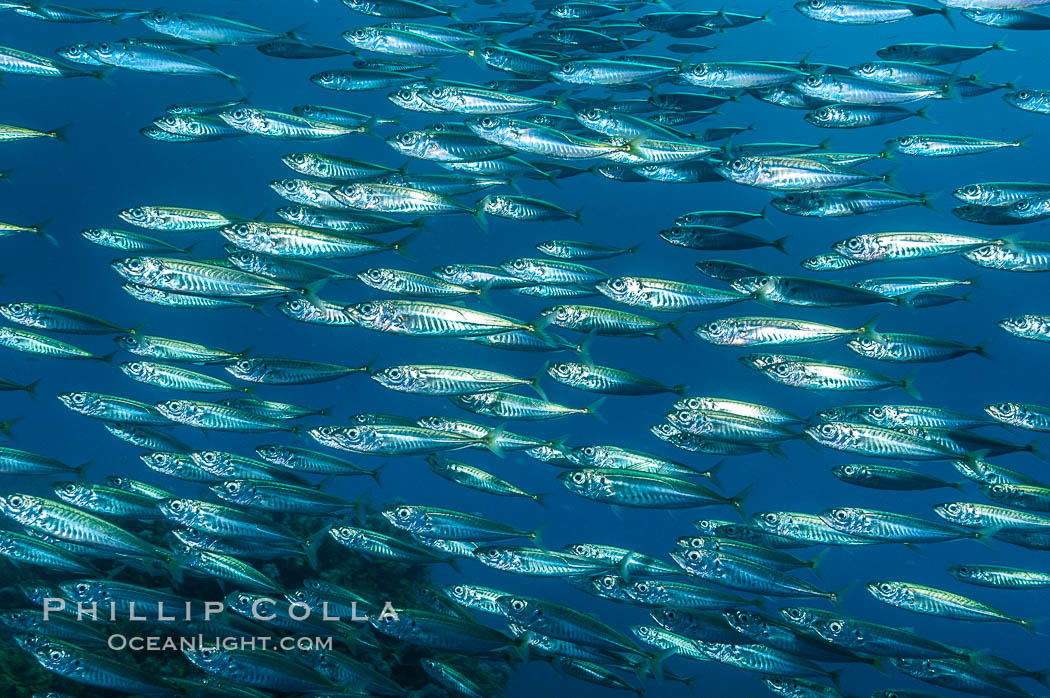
[571,472,586,484]
[957,566,969,574]
[763,513,778,523]
[833,510,848,520]
[829,620,842,632]
[511,599,525,611]
[224,482,240,494]
[396,506,411,519]
[1018,90,1031,100]
[480,117,496,128]
[730,158,747,171]
[453,585,464,595]
[878,583,893,593]
[964,185,979,196]
[560,63,576,73]
[170,500,183,511]
[8,495,23,507]
[354,29,367,38]
[804,75,820,86]
[582,446,596,456]
[687,550,701,561]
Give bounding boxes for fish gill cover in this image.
[0,0,1048,696]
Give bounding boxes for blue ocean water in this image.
[2,1,1049,696]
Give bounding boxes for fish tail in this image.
[807,547,830,577]
[529,366,548,400]
[531,492,549,508]
[973,528,996,547]
[572,330,596,365]
[937,5,954,28]
[95,351,118,364]
[296,279,328,308]
[879,164,903,190]
[900,373,921,400]
[31,219,58,246]
[304,524,329,571]
[916,106,934,122]
[993,37,1013,52]
[526,314,553,339]
[357,116,380,140]
[918,190,936,210]
[585,397,606,423]
[973,340,992,360]
[22,379,39,399]
[670,383,688,397]
[483,427,506,458]
[391,231,418,260]
[286,23,308,41]
[617,551,636,582]
[625,135,649,156]
[159,549,185,585]
[829,581,853,610]
[1020,615,1044,635]
[728,481,755,518]
[1026,440,1045,461]
[647,648,675,682]
[530,523,548,550]
[857,314,880,339]
[512,632,532,662]
[702,459,726,489]
[550,92,572,112]
[772,236,789,255]
[1015,134,1031,149]
[0,418,18,440]
[573,207,584,225]
[472,203,489,232]
[48,124,71,142]
[666,315,686,341]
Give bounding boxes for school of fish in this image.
[1,0,1050,696]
